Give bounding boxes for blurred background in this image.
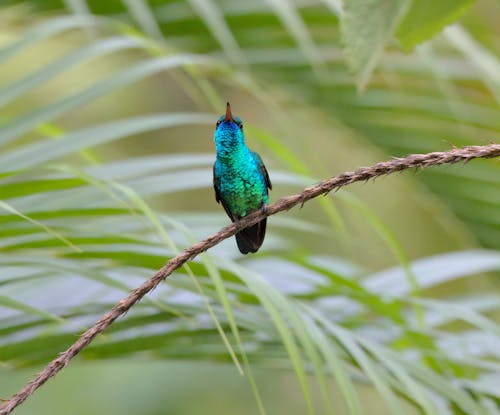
[0,0,499,414]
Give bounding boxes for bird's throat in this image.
[215,131,247,161]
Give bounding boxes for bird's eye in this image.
[238,123,243,130]
[216,120,221,127]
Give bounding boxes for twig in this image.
[1,144,499,414]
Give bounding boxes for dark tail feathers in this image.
[235,218,267,254]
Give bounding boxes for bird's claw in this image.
[299,193,307,209]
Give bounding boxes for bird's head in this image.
[215,102,244,133]
[214,102,245,154]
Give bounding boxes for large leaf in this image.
[396,0,476,51]
[340,0,412,90]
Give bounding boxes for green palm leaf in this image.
[1,2,499,414]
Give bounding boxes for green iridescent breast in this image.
[214,150,269,218]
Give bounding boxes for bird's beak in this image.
[224,102,234,122]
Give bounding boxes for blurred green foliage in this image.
[0,1,499,414]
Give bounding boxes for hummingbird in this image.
[213,103,272,254]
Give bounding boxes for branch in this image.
[2,144,499,414]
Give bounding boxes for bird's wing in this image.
[213,163,221,203]
[213,163,236,221]
[252,152,272,190]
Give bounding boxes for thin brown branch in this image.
[1,143,499,414]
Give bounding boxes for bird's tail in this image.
[235,218,267,254]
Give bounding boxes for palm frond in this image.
[1,4,499,414]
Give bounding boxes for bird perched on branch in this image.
[213,103,272,254]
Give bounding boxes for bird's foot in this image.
[299,192,307,209]
[260,204,268,215]
[234,216,243,231]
